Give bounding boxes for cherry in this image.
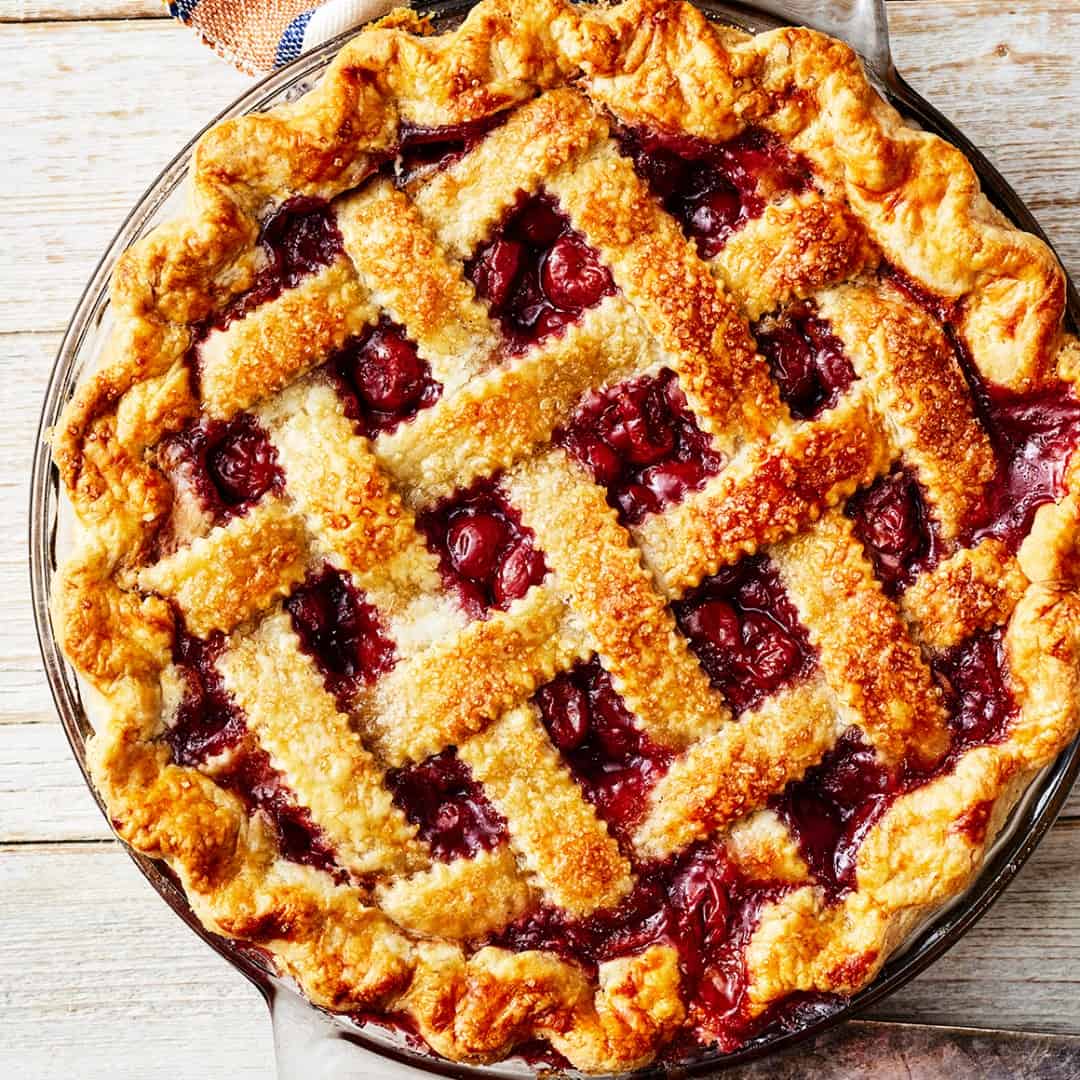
[533,658,672,837]
[350,326,426,412]
[168,630,246,766]
[616,124,810,257]
[492,538,545,607]
[536,678,589,751]
[540,234,614,310]
[932,629,1016,751]
[675,555,815,713]
[740,612,800,686]
[686,185,742,249]
[285,566,396,705]
[466,193,614,350]
[163,414,283,522]
[472,238,524,309]
[395,115,505,186]
[387,748,507,862]
[847,469,935,596]
[682,599,742,655]
[206,198,344,333]
[205,419,281,507]
[556,369,723,525]
[774,728,896,895]
[753,309,856,421]
[329,320,441,437]
[516,198,565,245]
[418,480,547,616]
[217,745,341,879]
[447,513,510,581]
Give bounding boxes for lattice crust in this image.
[50,0,1080,1072]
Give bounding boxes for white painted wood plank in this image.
[9,0,163,20]
[0,20,250,336]
[0,842,274,1080]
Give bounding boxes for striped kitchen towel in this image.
[168,0,399,73]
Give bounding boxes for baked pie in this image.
[52,0,1080,1070]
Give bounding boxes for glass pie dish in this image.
[29,0,1080,1075]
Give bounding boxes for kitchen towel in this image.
[168,0,399,72]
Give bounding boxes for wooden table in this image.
[3,2,1079,1076]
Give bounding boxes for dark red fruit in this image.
[471,238,525,309]
[447,513,510,581]
[674,555,816,713]
[847,468,937,595]
[932,628,1016,751]
[395,114,506,186]
[541,234,613,310]
[330,319,441,437]
[884,264,1080,552]
[206,198,343,333]
[493,539,547,608]
[417,479,547,617]
[753,308,856,420]
[351,327,427,412]
[161,414,283,523]
[217,744,342,880]
[774,729,896,895]
[488,840,796,1051]
[206,420,281,507]
[534,657,672,837]
[617,125,811,258]
[285,566,396,706]
[168,629,246,766]
[556,369,724,524]
[387,748,507,861]
[465,192,614,351]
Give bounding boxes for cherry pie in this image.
[52,0,1080,1071]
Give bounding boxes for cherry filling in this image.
[774,729,897,896]
[161,414,284,523]
[285,566,396,706]
[417,480,547,618]
[883,265,1080,552]
[168,628,340,878]
[752,308,856,420]
[329,318,442,437]
[490,841,812,1050]
[534,657,672,838]
[556,368,724,525]
[386,748,508,862]
[168,628,246,766]
[207,197,344,333]
[217,744,341,879]
[395,114,505,186]
[966,382,1080,550]
[846,467,939,596]
[932,628,1016,753]
[616,125,812,258]
[465,193,615,351]
[776,629,1016,896]
[674,556,816,714]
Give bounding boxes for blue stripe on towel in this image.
[168,0,200,21]
[275,9,315,68]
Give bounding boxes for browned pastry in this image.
[52,0,1080,1071]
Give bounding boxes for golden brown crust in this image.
[51,0,1080,1072]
